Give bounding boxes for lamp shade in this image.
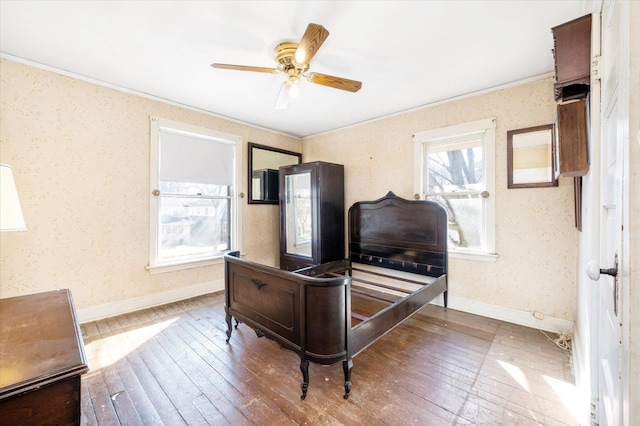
[0,164,27,231]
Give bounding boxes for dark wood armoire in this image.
[279,161,345,271]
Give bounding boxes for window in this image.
[414,118,496,260]
[149,117,242,272]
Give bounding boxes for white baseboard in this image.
[76,279,224,324]
[77,281,574,336]
[429,293,574,334]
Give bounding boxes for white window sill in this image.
[146,256,224,274]
[448,250,498,263]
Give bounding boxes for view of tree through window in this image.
[425,140,485,250]
[428,144,484,191]
[415,117,495,256]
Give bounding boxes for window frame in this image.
[148,116,243,273]
[413,117,497,262]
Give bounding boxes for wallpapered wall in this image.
[0,58,298,313]
[303,77,578,321]
[0,58,577,324]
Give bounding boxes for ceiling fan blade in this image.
[211,63,278,74]
[294,23,329,66]
[307,72,362,93]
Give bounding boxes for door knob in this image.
[586,257,618,280]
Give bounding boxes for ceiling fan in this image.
[211,23,362,110]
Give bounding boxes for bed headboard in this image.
[349,192,447,277]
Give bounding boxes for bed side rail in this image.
[350,274,447,355]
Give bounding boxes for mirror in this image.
[248,143,301,204]
[284,172,312,257]
[507,124,558,189]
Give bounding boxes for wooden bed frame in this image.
[224,192,448,399]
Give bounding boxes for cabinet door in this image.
[283,171,313,259]
[555,98,589,177]
[552,14,591,101]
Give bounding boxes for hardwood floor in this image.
[80,292,578,425]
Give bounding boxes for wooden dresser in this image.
[0,289,88,425]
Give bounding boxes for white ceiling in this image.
[0,1,586,138]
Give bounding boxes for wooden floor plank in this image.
[81,291,577,425]
[134,335,209,425]
[81,321,100,341]
[120,348,186,425]
[80,372,99,426]
[93,318,113,336]
[84,372,120,425]
[100,364,142,425]
[175,317,296,425]
[112,355,166,425]
[190,394,233,426]
[160,323,266,425]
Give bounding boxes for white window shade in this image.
[159,128,235,186]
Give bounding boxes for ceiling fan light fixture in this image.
[275,75,302,110]
[287,76,300,98]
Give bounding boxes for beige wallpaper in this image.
[0,58,297,311]
[0,57,577,324]
[303,77,578,321]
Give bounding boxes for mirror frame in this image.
[507,124,558,189]
[248,142,301,204]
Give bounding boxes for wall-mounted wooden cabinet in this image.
[554,98,589,178]
[279,161,344,271]
[551,14,592,101]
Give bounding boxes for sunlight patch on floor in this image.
[544,375,581,420]
[497,359,531,393]
[84,317,179,371]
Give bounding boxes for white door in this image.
[588,2,628,424]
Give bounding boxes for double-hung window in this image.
[149,117,242,271]
[414,118,496,260]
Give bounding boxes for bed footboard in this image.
[224,251,351,399]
